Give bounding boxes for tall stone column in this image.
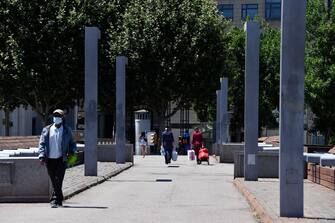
[244,22,260,181]
[116,56,128,164]
[216,90,221,144]
[220,78,228,143]
[84,27,100,176]
[279,0,306,217]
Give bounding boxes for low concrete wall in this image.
[212,144,220,156]
[0,157,51,202]
[78,144,134,163]
[219,143,244,163]
[234,151,279,178]
[97,144,133,163]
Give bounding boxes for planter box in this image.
[307,163,335,190]
[0,157,51,202]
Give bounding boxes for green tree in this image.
[259,25,280,129]
[108,0,228,132]
[305,0,335,143]
[222,23,280,142]
[0,0,125,125]
[0,0,87,124]
[224,27,245,141]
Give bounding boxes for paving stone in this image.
[235,178,335,222]
[63,162,133,199]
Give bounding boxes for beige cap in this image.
[53,109,64,116]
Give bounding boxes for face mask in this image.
[53,117,62,125]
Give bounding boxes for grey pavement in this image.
[63,162,133,199]
[0,156,257,223]
[235,178,335,223]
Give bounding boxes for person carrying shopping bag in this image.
[192,127,203,163]
[161,127,174,164]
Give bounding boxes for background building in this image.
[217,0,281,28]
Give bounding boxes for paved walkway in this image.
[0,156,256,223]
[63,162,133,199]
[234,178,335,223]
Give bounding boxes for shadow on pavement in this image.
[106,179,155,182]
[304,216,335,221]
[62,205,108,209]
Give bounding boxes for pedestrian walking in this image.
[192,127,203,163]
[178,135,183,154]
[182,129,191,155]
[139,132,148,158]
[161,127,174,164]
[38,109,77,208]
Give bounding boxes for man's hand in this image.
[39,157,45,165]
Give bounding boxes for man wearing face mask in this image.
[38,109,77,208]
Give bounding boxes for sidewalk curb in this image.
[233,178,273,223]
[64,163,133,200]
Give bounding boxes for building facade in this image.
[0,106,77,137]
[217,0,281,28]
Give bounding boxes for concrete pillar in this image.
[216,90,221,144]
[220,78,228,143]
[244,22,260,181]
[116,56,128,164]
[279,0,306,217]
[84,27,100,176]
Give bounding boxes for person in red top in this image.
[192,127,203,163]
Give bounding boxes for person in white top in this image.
[38,109,76,208]
[48,123,63,158]
[139,132,148,158]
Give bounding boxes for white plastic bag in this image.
[188,149,195,161]
[160,146,165,156]
[172,149,178,161]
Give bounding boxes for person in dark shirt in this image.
[38,109,76,208]
[182,129,191,155]
[161,127,174,164]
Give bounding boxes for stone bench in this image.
[320,154,335,167]
[215,143,279,163]
[234,150,279,178]
[303,153,335,166]
[218,143,244,163]
[303,152,322,164]
[0,157,51,202]
[258,146,279,152]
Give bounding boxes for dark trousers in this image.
[164,148,172,164]
[46,157,67,204]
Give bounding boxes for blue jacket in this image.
[161,130,174,150]
[38,124,77,163]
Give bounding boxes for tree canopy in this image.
[107,0,229,131]
[0,0,86,123]
[0,0,334,144]
[305,0,335,143]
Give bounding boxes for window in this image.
[266,0,281,20]
[217,4,234,20]
[241,4,258,20]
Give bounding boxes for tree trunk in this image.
[36,110,49,127]
[4,108,10,136]
[155,111,166,136]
